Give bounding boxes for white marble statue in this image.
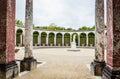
[73,34,76,43]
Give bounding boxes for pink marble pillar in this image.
[91,0,106,76]
[0,0,18,79]
[102,0,120,79]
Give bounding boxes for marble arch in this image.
[15,26,95,47]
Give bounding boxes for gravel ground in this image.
[14,48,96,79]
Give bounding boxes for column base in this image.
[102,66,120,79]
[20,57,37,72]
[0,61,18,79]
[90,60,106,76]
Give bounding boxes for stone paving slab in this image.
[14,48,100,79]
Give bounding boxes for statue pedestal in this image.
[67,42,80,51]
[71,42,76,49]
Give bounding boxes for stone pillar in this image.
[54,34,56,46]
[23,34,25,46]
[86,33,88,47]
[20,34,23,46]
[70,34,72,46]
[78,34,80,46]
[0,0,18,79]
[91,0,106,76]
[46,34,48,46]
[20,0,37,72]
[62,34,64,46]
[38,34,41,46]
[102,0,120,79]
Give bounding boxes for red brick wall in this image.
[0,0,15,64]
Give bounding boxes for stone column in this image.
[23,34,25,46]
[20,34,23,46]
[54,34,56,46]
[86,33,88,47]
[78,34,80,46]
[70,34,72,46]
[102,0,120,79]
[46,34,48,46]
[62,34,64,46]
[0,0,18,79]
[20,0,37,72]
[91,0,106,76]
[38,34,41,46]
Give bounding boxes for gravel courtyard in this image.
[14,48,96,79]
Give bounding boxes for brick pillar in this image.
[91,0,106,76]
[102,0,120,79]
[20,0,37,72]
[0,0,18,79]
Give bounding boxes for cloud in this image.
[16,0,96,29]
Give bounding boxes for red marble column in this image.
[0,0,18,79]
[91,0,106,76]
[102,0,120,79]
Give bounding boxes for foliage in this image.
[78,26,88,30]
[78,26,95,30]
[16,20,23,26]
[65,28,73,30]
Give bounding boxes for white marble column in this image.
[86,34,88,47]
[20,34,23,46]
[54,34,56,46]
[20,0,37,72]
[78,34,80,46]
[62,34,64,46]
[38,34,41,46]
[24,0,33,58]
[70,34,72,45]
[23,34,25,46]
[46,34,48,46]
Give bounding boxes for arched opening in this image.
[72,33,78,46]
[41,32,47,46]
[48,32,55,46]
[80,33,86,46]
[33,31,39,46]
[88,32,95,47]
[56,33,62,46]
[64,33,70,46]
[16,29,23,46]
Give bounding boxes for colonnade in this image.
[16,26,95,47]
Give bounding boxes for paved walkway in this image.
[14,48,100,79]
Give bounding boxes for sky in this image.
[16,0,106,29]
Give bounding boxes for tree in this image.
[78,26,88,30]
[15,20,23,26]
[66,28,73,30]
